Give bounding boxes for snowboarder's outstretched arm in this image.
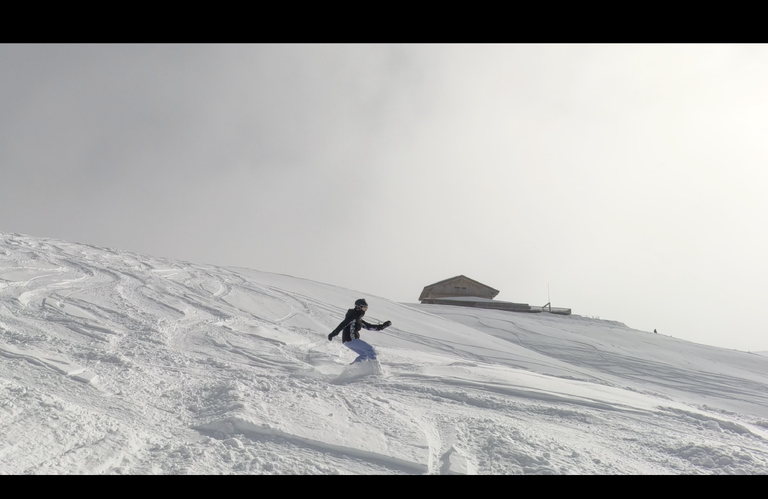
[328,320,346,341]
[328,310,355,341]
[362,320,391,331]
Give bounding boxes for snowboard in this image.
[330,359,384,384]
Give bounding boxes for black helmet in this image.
[355,298,368,308]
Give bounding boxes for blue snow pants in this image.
[343,339,377,363]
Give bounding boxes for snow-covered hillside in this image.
[1,232,767,474]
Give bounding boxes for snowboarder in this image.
[328,299,391,363]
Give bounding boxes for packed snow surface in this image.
[1,232,768,474]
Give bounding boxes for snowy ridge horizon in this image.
[1,231,768,474]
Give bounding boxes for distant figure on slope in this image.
[328,299,391,363]
[654,329,658,334]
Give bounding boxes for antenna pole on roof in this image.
[548,283,551,312]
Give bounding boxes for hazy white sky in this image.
[2,44,767,351]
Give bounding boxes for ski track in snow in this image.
[1,232,768,474]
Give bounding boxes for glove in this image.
[381,321,392,329]
[328,333,334,341]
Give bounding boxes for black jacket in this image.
[329,308,386,343]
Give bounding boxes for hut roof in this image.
[419,275,500,301]
[423,275,499,292]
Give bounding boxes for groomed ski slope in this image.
[1,232,767,474]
